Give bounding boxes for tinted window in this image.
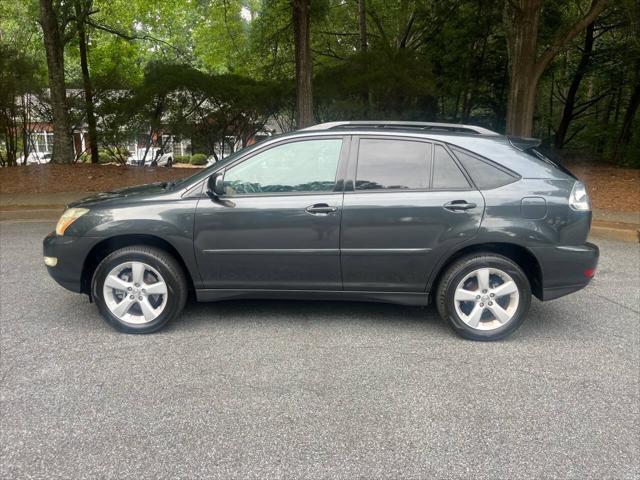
[432,145,470,189]
[356,139,431,190]
[451,147,517,189]
[223,139,342,195]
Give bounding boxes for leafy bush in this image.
[190,153,207,166]
[174,155,190,164]
[98,152,112,164]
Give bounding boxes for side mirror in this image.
[207,172,225,198]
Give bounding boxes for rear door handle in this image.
[305,203,338,215]
[444,200,477,211]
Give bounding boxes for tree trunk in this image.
[595,89,615,156]
[554,16,596,148]
[358,0,367,52]
[292,0,314,129]
[504,0,542,137]
[612,75,640,164]
[76,2,99,164]
[39,0,74,163]
[20,94,29,166]
[504,0,608,137]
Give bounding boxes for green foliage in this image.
[174,155,190,164]
[98,151,112,164]
[1,0,638,167]
[0,43,44,166]
[113,61,285,157]
[98,147,129,165]
[315,50,436,121]
[190,153,207,165]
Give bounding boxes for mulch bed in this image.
[0,162,638,212]
[566,163,640,212]
[0,164,200,195]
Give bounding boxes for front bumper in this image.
[43,232,100,293]
[531,242,599,301]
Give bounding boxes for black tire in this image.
[92,246,187,334]
[436,253,531,341]
[166,158,173,167]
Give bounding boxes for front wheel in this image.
[436,253,531,341]
[92,246,187,333]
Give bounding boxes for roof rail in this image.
[301,121,500,136]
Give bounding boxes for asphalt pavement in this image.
[1,221,638,479]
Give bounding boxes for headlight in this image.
[569,181,590,211]
[55,208,89,235]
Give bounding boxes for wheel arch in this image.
[427,242,543,300]
[80,234,196,296]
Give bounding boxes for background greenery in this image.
[1,0,638,167]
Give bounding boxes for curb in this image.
[590,222,639,243]
[0,208,62,222]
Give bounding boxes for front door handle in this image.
[305,203,338,215]
[444,200,477,211]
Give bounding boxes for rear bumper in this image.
[531,242,599,301]
[43,232,99,293]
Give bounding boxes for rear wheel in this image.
[436,253,531,341]
[92,246,187,333]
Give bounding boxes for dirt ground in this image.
[0,164,200,195]
[567,163,640,212]
[0,162,638,212]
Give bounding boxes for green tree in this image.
[503,0,608,137]
[39,0,76,163]
[0,46,43,166]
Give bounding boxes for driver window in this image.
[223,139,343,195]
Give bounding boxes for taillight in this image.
[584,268,596,278]
[569,181,590,211]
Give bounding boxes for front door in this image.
[194,136,347,290]
[340,137,485,291]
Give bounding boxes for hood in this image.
[67,182,170,209]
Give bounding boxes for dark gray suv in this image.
[44,121,598,340]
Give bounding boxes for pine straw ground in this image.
[0,162,638,212]
[0,164,200,195]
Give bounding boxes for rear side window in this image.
[432,145,470,189]
[451,147,517,189]
[356,139,431,190]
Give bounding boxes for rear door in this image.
[340,136,485,292]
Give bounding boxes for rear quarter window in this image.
[432,145,470,189]
[450,147,518,189]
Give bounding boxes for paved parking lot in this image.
[1,221,638,479]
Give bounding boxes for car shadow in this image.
[171,297,445,332]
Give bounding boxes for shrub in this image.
[190,153,207,166]
[174,155,190,164]
[98,152,112,164]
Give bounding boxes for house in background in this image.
[16,91,91,164]
[12,90,281,165]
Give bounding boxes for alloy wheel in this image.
[453,267,520,331]
[102,261,168,324]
